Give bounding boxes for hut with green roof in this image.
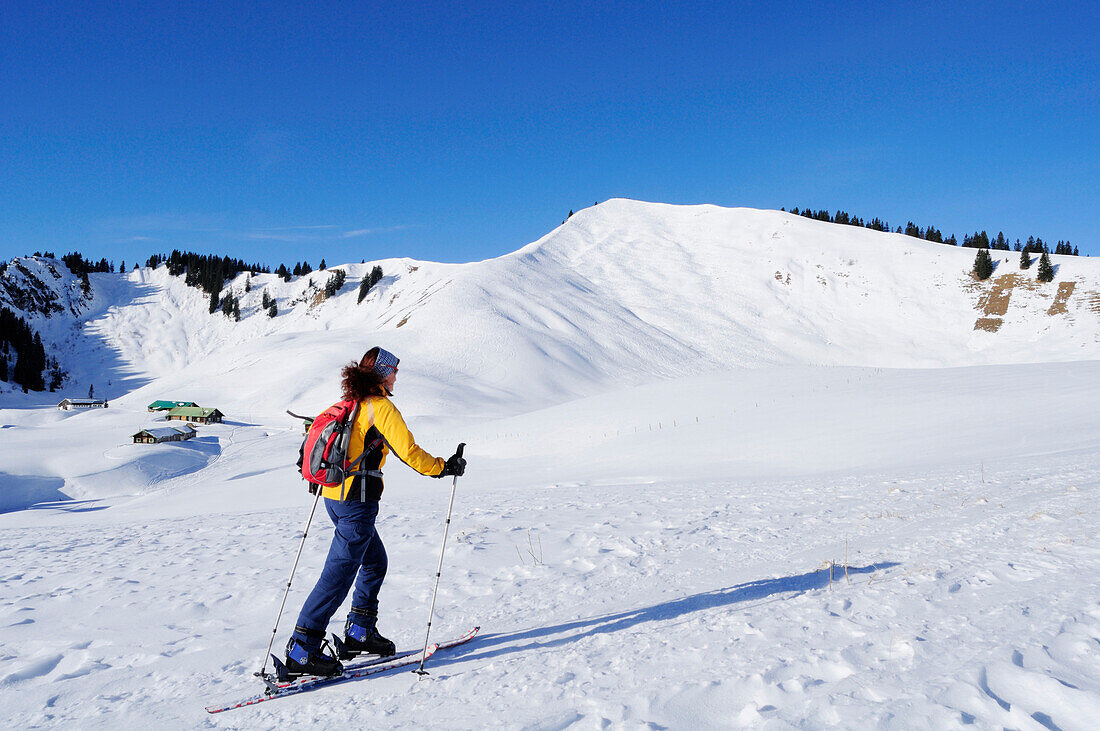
[165,406,224,424]
[148,400,198,412]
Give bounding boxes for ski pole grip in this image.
[456,443,465,459]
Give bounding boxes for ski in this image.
[325,625,480,680]
[206,645,437,713]
[205,626,479,714]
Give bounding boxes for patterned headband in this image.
[373,348,400,378]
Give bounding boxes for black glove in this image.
[438,451,466,478]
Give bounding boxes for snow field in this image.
[1,452,1096,728]
[2,363,1100,728]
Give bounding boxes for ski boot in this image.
[336,610,396,660]
[282,635,343,679]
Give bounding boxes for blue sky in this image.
[1,1,1096,267]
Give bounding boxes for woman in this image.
[284,346,466,677]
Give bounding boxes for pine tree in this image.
[48,358,63,391]
[268,301,278,318]
[31,336,46,390]
[324,270,346,297]
[319,259,326,270]
[357,266,383,304]
[972,249,994,280]
[11,352,28,390]
[262,289,272,309]
[0,353,6,382]
[0,309,47,390]
[1019,249,1031,270]
[11,333,48,392]
[963,231,990,249]
[293,263,302,276]
[209,289,221,314]
[1036,252,1055,282]
[119,260,125,273]
[244,275,251,292]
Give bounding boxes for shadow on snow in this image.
[0,473,70,514]
[448,562,900,665]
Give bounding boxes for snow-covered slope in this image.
[117,200,1100,417]
[7,200,1099,414]
[3,199,1097,501]
[0,256,89,319]
[1,200,1098,728]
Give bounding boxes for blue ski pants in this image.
[292,497,387,647]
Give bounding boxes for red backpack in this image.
[290,400,374,492]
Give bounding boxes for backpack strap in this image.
[333,401,360,500]
[345,398,382,480]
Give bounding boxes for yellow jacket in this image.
[321,395,445,500]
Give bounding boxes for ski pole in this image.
[256,486,323,680]
[414,443,465,677]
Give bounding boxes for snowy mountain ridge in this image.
[0,256,90,319]
[2,199,1098,415]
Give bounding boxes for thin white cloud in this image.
[96,212,228,233]
[253,225,339,231]
[342,225,414,239]
[241,232,318,242]
[94,214,414,245]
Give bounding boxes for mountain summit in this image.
[2,200,1096,415]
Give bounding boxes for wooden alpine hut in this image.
[164,406,224,424]
[132,425,197,444]
[58,398,109,410]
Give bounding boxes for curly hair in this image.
[341,346,388,401]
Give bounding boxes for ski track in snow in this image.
[0,455,1097,729]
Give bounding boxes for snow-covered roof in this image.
[133,426,196,440]
[167,406,222,417]
[148,400,198,409]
